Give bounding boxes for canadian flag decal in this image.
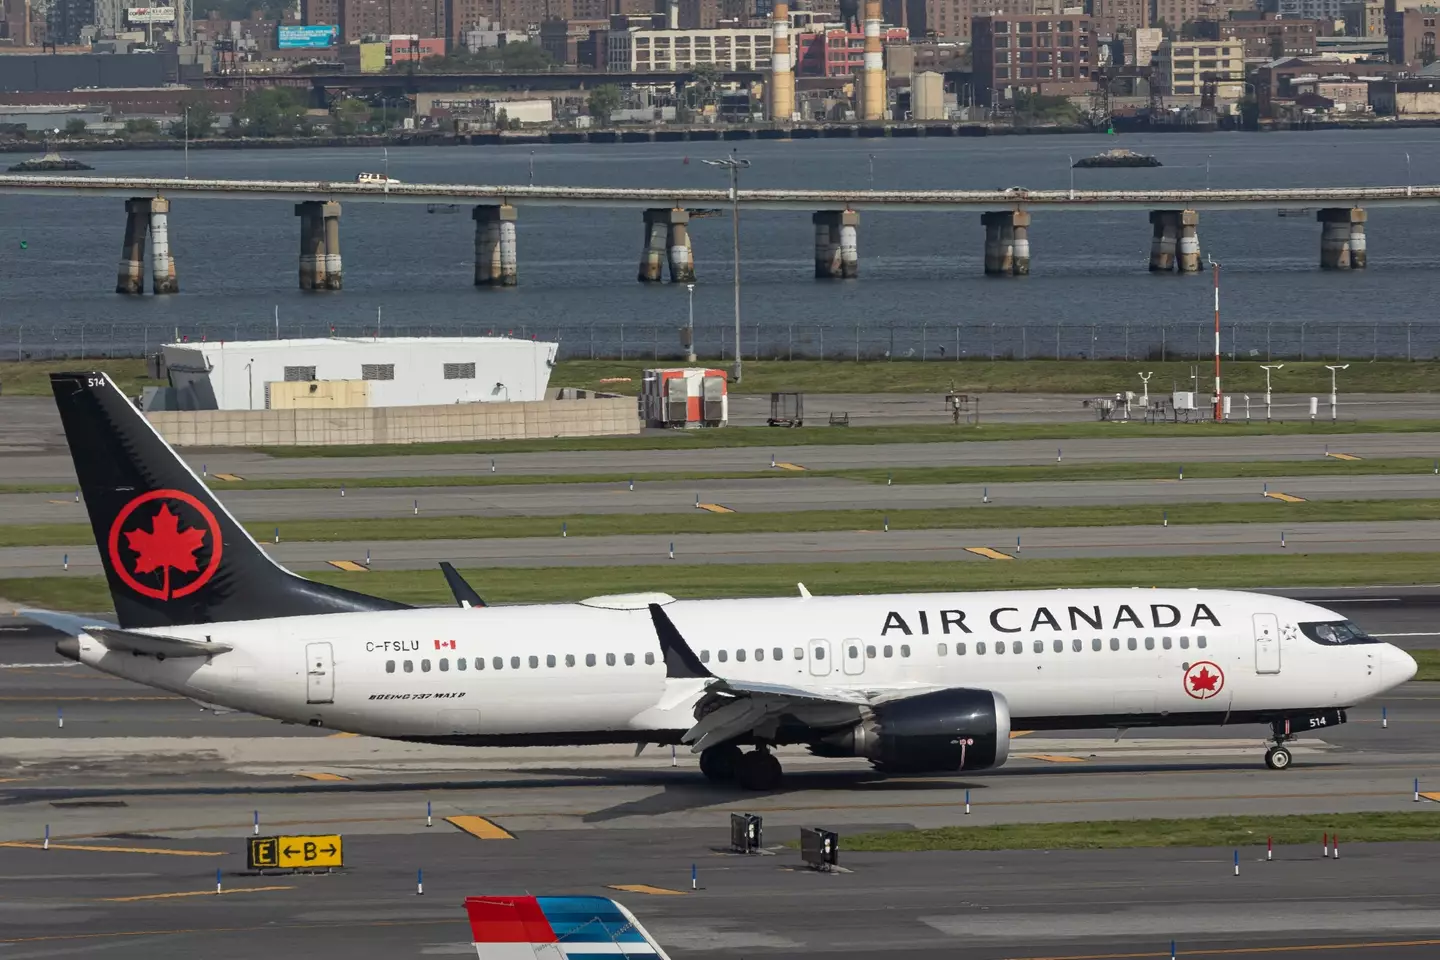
[434,639,457,650]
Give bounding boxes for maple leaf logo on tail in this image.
[107,489,224,602]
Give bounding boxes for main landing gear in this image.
[699,743,782,791]
[1265,720,1295,771]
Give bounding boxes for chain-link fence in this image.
[3,320,1436,363]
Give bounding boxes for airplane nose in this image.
[55,636,80,662]
[1388,645,1418,684]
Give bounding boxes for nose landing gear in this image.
[1265,719,1295,770]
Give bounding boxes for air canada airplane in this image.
[40,372,1417,790]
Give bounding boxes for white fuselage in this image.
[71,588,1412,745]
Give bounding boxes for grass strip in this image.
[4,499,1440,548]
[6,551,1440,612]
[1411,649,1440,682]
[838,812,1440,853]
[9,359,1440,399]
[255,420,1440,458]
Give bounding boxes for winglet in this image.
[797,582,811,599]
[648,603,713,680]
[439,562,486,608]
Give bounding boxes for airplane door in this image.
[808,639,832,677]
[842,638,866,676]
[1253,613,1281,675]
[306,642,334,704]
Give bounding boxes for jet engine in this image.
[809,688,1011,772]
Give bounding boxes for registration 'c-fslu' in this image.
[39,372,1418,790]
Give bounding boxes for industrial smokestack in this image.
[861,0,885,120]
[667,0,678,28]
[768,1,794,121]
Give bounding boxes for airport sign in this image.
[248,834,343,869]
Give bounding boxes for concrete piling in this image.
[1318,207,1366,270]
[665,208,695,283]
[1148,211,1177,272]
[638,209,668,283]
[148,197,178,294]
[295,201,327,290]
[473,204,518,287]
[1177,209,1201,273]
[115,198,149,295]
[981,211,1026,276]
[812,210,859,279]
[1011,210,1031,276]
[322,201,343,290]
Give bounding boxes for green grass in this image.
[6,550,1440,612]
[255,420,1440,458]
[1412,649,1440,682]
[0,359,155,398]
[4,499,1439,548]
[839,812,1440,853]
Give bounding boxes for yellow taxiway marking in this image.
[295,772,350,782]
[773,462,807,471]
[327,731,360,738]
[1023,754,1087,763]
[327,560,369,572]
[1325,452,1362,461]
[100,885,295,903]
[1004,936,1440,960]
[696,503,735,514]
[1009,730,1034,738]
[0,841,225,856]
[1264,492,1307,503]
[46,499,75,504]
[210,473,244,482]
[965,547,1015,560]
[1418,791,1440,802]
[607,884,688,896]
[444,815,514,840]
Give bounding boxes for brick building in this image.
[972,12,1095,105]
[1192,13,1319,57]
[793,22,908,75]
[1387,5,1438,65]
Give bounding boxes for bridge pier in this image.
[813,210,859,278]
[982,211,1028,276]
[295,201,326,290]
[638,209,667,283]
[1149,210,1200,273]
[149,197,177,294]
[665,208,695,283]
[1178,210,1201,273]
[1318,207,1366,270]
[115,198,149,295]
[638,208,693,283]
[322,201,342,290]
[473,204,518,287]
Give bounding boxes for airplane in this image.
[41,371,1417,790]
[464,894,671,959]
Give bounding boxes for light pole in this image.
[1259,363,1284,421]
[702,150,749,382]
[183,106,189,179]
[685,282,696,363]
[529,149,535,186]
[1138,370,1153,409]
[1209,256,1222,421]
[1068,156,1075,199]
[1325,363,1349,422]
[1205,153,1211,192]
[1406,151,1412,197]
[868,153,875,189]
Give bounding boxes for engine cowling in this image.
[810,688,1011,772]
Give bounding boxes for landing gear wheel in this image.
[735,750,783,791]
[699,743,743,782]
[1264,745,1293,770]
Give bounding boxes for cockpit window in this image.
[1299,620,1377,645]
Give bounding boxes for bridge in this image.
[2,174,1429,290]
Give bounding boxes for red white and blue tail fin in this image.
[464,895,672,960]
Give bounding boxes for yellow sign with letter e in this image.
[248,834,343,870]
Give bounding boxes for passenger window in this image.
[996,642,1005,655]
[736,649,747,662]
[717,650,728,663]
[813,647,824,660]
[776,647,785,661]
[421,659,432,673]
[901,644,911,657]
[624,652,635,666]
[494,657,503,670]
[475,658,484,670]
[1052,639,1063,653]
[1072,638,1082,652]
[457,657,467,671]
[565,654,575,667]
[385,660,396,673]
[545,655,555,668]
[755,649,764,662]
[645,652,655,665]
[1197,636,1207,648]
[439,658,449,672]
[529,656,539,669]
[956,642,967,655]
[1163,637,1173,650]
[1180,637,1190,649]
[1092,638,1102,651]
[883,645,893,658]
[1127,638,1136,651]
[1145,637,1155,651]
[866,645,877,658]
[404,660,413,673]
[937,643,948,656]
[793,648,803,660]
[585,653,597,667]
[1109,638,1119,651]
[605,653,616,666]
[1034,640,1044,653]
[1012,641,1022,654]
[700,650,710,663]
[511,656,520,669]
[977,642,987,654]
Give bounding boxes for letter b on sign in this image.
[303,841,317,861]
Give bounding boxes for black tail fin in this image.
[51,371,410,629]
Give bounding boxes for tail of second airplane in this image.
[464,895,672,960]
[51,371,409,629]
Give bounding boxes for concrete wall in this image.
[146,397,640,447]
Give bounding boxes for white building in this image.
[158,336,558,411]
[607,26,774,72]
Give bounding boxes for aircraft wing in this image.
[647,603,940,751]
[86,627,232,659]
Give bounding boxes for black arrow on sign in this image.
[283,846,297,857]
[322,845,337,856]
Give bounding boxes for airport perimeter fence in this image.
[2,320,1438,364]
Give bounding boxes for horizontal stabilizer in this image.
[87,627,232,659]
[18,608,118,636]
[465,895,672,960]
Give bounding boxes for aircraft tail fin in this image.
[464,895,673,960]
[50,371,410,629]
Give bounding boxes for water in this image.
[3,127,1439,361]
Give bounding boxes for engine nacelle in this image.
[810,688,1011,772]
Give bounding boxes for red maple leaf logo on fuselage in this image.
[1189,668,1219,693]
[124,503,207,601]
